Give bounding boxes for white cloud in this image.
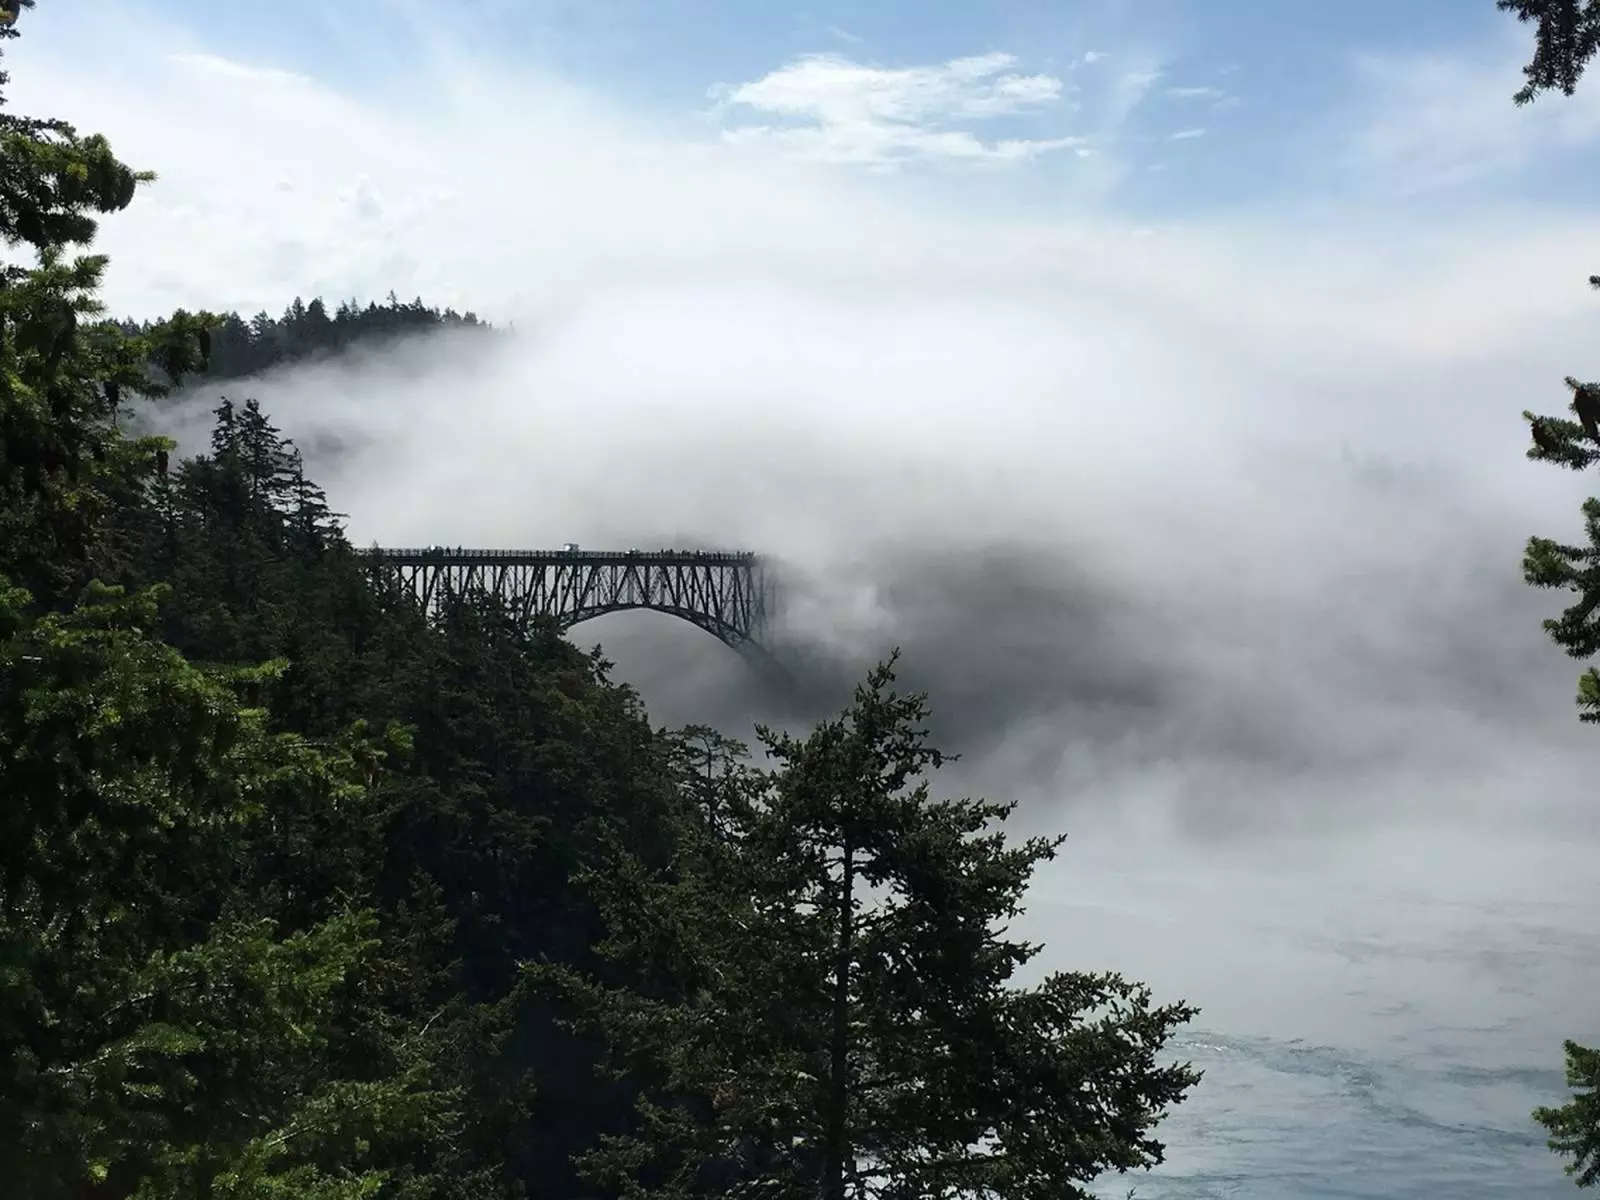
[1165,85,1225,100]
[1169,126,1205,140]
[710,52,1081,166]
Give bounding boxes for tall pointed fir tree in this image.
[0,8,481,1195]
[544,656,1200,1200]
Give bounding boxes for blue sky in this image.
[109,0,1576,218]
[15,0,1600,329]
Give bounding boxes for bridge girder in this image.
[354,547,778,670]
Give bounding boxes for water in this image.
[1102,1030,1570,1197]
[1023,830,1600,1199]
[586,621,1595,1195]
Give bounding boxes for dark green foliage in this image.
[1536,1042,1600,1188]
[1498,1,1600,102]
[0,581,467,1199]
[125,293,493,386]
[1519,361,1600,722]
[1493,4,1600,1178]
[102,395,687,1196]
[546,658,1200,1200]
[0,9,484,1195]
[0,20,215,608]
[1517,296,1600,1188]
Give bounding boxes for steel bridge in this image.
[354,546,777,668]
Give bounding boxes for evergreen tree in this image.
[104,373,689,1197]
[1498,1,1600,102]
[549,658,1199,1200]
[0,0,211,609]
[1491,4,1600,1183]
[0,581,473,1199]
[0,9,482,1195]
[1537,1043,1600,1188]
[1520,354,1600,722]
[5,7,1195,1197]
[125,293,492,385]
[1515,297,1600,1189]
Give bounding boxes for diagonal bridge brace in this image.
[353,545,787,680]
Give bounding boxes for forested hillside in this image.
[124,293,493,383]
[0,6,1198,1197]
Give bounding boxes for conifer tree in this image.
[1498,1,1600,102]
[0,0,213,607]
[549,657,1199,1200]
[1492,2,1600,1184]
[1521,353,1600,722]
[0,9,480,1195]
[1515,293,1600,1197]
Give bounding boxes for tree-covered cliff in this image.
[0,6,1198,1196]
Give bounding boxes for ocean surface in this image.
[1026,831,1600,1200]
[1091,1029,1571,1198]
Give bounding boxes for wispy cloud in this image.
[1069,61,1165,190]
[710,51,1080,167]
[1104,65,1163,126]
[1169,127,1205,140]
[1163,83,1239,114]
[1340,31,1600,192]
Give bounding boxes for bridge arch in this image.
[356,546,785,677]
[560,603,787,680]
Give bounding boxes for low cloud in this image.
[15,0,1600,853]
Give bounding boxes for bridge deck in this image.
[354,547,758,566]
[355,543,781,676]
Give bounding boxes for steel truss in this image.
[354,546,773,658]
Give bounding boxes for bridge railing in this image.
[352,547,760,565]
[351,544,780,671]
